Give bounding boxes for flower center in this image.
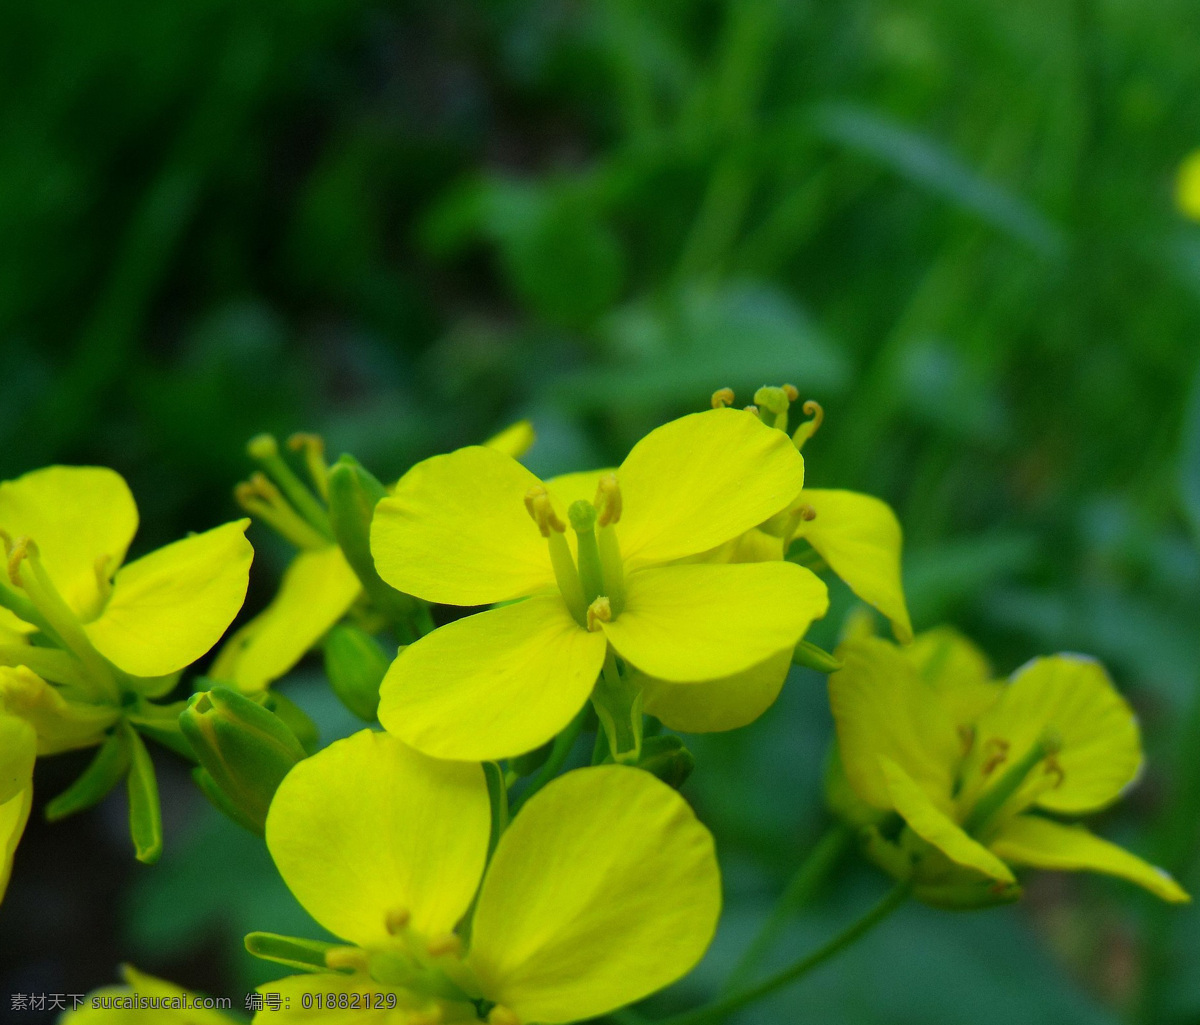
[961,729,1064,838]
[525,475,625,629]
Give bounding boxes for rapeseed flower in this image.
[370,408,828,760]
[828,630,1188,906]
[214,424,534,695]
[251,729,720,1024]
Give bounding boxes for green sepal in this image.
[193,766,266,835]
[483,761,509,857]
[245,931,353,974]
[263,690,320,755]
[327,455,418,625]
[179,687,306,832]
[45,730,130,822]
[125,699,196,760]
[121,721,163,864]
[637,734,695,789]
[323,623,389,722]
[792,639,843,673]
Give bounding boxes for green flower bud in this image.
[327,455,417,625]
[179,687,306,834]
[792,639,843,674]
[323,623,390,721]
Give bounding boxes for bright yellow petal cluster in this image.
[0,466,252,679]
[61,965,243,1024]
[258,730,721,1024]
[371,408,827,759]
[828,629,1188,906]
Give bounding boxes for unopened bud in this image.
[323,624,390,722]
[179,687,306,834]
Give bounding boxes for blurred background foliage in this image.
[3,0,1200,1022]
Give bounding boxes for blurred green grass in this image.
[3,0,1200,1021]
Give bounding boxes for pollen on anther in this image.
[524,487,565,536]
[7,536,36,586]
[595,473,622,527]
[426,933,462,958]
[385,907,411,934]
[587,596,612,631]
[782,383,800,402]
[796,504,817,522]
[488,1006,521,1025]
[711,387,735,409]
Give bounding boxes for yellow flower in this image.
[370,408,828,760]
[61,965,242,1023]
[214,423,536,695]
[0,711,35,903]
[0,465,252,682]
[1176,149,1200,221]
[253,729,721,1024]
[827,630,1188,906]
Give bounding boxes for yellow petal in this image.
[793,489,913,643]
[378,597,606,761]
[211,545,361,693]
[544,469,613,509]
[828,637,959,810]
[484,419,537,460]
[615,409,805,569]
[469,766,720,1023]
[250,973,403,1024]
[371,447,555,606]
[84,520,253,677]
[0,666,119,754]
[0,783,32,904]
[967,655,1141,815]
[880,757,1015,884]
[990,815,1189,904]
[601,562,827,682]
[265,729,490,947]
[640,648,793,733]
[0,465,138,620]
[904,626,1001,728]
[0,714,35,805]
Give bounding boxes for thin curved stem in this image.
[649,881,910,1025]
[724,822,854,990]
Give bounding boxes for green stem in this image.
[649,882,909,1025]
[724,823,854,991]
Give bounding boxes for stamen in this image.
[963,730,1063,837]
[488,1007,520,1025]
[743,404,759,417]
[587,596,612,632]
[981,738,1010,776]
[425,934,462,958]
[288,433,329,501]
[782,383,800,402]
[524,487,565,537]
[594,474,622,527]
[792,399,825,451]
[7,536,34,586]
[796,504,816,522]
[711,387,735,409]
[386,907,411,934]
[235,474,331,551]
[247,433,334,540]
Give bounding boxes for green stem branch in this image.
[724,823,854,991]
[645,882,909,1025]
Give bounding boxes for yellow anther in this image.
[796,504,817,522]
[744,404,759,416]
[7,536,36,587]
[783,383,800,402]
[981,738,1010,776]
[1042,754,1065,790]
[594,473,623,527]
[235,471,285,510]
[288,432,329,500]
[792,399,825,450]
[246,433,280,460]
[488,1006,520,1025]
[587,596,612,632]
[524,486,565,537]
[325,946,371,971]
[385,907,411,934]
[711,387,735,409]
[425,933,462,958]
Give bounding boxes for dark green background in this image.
[3,1,1200,1022]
